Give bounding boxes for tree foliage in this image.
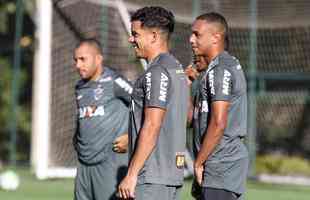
[0,0,34,163]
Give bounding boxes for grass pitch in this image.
[1,168,310,200]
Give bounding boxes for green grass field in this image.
[1,168,310,200]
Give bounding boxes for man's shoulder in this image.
[153,53,182,70]
[100,67,128,83]
[103,67,117,77]
[217,52,240,70]
[147,64,170,78]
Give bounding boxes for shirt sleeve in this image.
[113,75,133,105]
[206,65,234,102]
[143,66,171,109]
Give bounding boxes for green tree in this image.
[0,0,35,163]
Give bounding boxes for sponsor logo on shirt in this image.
[222,70,231,95]
[195,100,208,119]
[208,70,215,95]
[115,77,133,94]
[159,72,169,102]
[79,105,104,118]
[201,100,208,113]
[145,72,152,100]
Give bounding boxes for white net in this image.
[34,0,195,177]
[33,0,310,178]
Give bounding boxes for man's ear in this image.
[151,30,159,43]
[212,32,222,44]
[96,54,103,65]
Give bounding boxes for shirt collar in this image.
[206,51,228,73]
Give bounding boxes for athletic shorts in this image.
[134,183,182,200]
[202,187,241,200]
[191,180,203,200]
[74,152,127,200]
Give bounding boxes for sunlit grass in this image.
[1,167,310,200]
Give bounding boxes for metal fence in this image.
[32,0,310,176]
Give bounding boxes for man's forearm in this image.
[187,96,194,124]
[126,108,164,177]
[127,125,159,177]
[194,118,225,167]
[195,101,229,167]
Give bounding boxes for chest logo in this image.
[201,100,208,113]
[79,105,104,118]
[94,86,104,100]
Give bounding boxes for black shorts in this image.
[202,187,240,200]
[135,184,182,200]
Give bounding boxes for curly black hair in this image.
[131,6,175,37]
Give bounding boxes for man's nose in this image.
[189,34,195,45]
[75,60,82,69]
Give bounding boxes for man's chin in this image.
[135,53,144,59]
[192,51,202,57]
[80,75,90,80]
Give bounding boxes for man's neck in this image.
[147,45,169,63]
[90,65,103,81]
[205,48,224,64]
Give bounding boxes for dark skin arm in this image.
[187,95,194,125]
[194,101,230,185]
[185,64,199,82]
[118,107,166,199]
[185,71,194,125]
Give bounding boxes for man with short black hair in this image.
[189,12,249,200]
[118,6,189,200]
[73,38,132,200]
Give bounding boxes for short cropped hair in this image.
[131,6,175,38]
[76,38,103,55]
[196,12,229,50]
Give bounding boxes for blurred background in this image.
[0,0,310,199]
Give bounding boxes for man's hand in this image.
[194,162,204,186]
[185,65,199,82]
[191,179,202,199]
[118,174,137,199]
[113,134,128,153]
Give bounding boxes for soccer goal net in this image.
[32,0,310,180]
[31,0,193,179]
